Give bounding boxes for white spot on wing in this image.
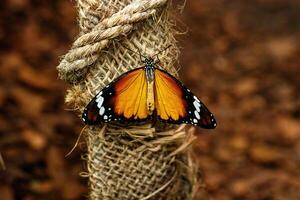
[193,101,201,112]
[194,110,200,119]
[103,115,108,120]
[99,107,105,115]
[96,91,103,98]
[96,97,104,108]
[193,96,200,103]
[193,119,198,123]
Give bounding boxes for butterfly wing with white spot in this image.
[154,68,217,129]
[82,67,151,125]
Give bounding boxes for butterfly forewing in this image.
[154,68,217,129]
[82,67,150,125]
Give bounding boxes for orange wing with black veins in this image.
[154,69,187,121]
[112,68,148,119]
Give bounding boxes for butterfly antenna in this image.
[153,44,172,58]
[123,45,147,61]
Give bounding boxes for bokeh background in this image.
[0,0,300,199]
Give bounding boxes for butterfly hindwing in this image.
[82,67,150,125]
[154,68,217,129]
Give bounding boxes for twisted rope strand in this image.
[57,0,167,83]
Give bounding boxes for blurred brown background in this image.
[0,0,300,199]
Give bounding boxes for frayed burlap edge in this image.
[58,0,202,199]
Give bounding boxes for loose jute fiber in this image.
[57,0,202,199]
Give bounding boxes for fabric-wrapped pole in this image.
[57,0,201,199]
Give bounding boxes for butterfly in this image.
[82,56,217,129]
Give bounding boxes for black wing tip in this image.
[200,121,217,129]
[81,108,100,125]
[204,114,217,129]
[81,110,90,125]
[196,112,217,129]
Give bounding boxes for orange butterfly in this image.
[82,56,217,129]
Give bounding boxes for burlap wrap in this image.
[57,0,201,199]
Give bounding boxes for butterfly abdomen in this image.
[145,65,155,114]
[146,81,155,114]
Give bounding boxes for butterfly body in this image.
[82,57,217,129]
